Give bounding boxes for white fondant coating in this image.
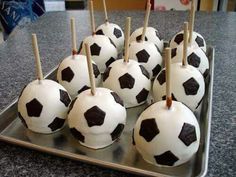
[171,44,209,76]
[134,100,200,167]
[153,63,205,111]
[129,41,163,79]
[170,30,206,52]
[80,35,118,72]
[68,87,126,149]
[102,59,151,108]
[130,27,164,52]
[18,79,70,134]
[57,54,101,99]
[96,22,124,53]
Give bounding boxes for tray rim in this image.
[0,47,214,177]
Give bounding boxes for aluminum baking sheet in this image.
[0,47,214,177]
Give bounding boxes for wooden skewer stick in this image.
[70,18,77,55]
[188,0,195,44]
[124,17,131,63]
[85,43,96,95]
[165,47,172,109]
[141,0,151,42]
[182,22,188,66]
[89,0,96,35]
[32,34,43,83]
[102,0,109,23]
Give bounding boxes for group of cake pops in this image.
[18,0,209,167]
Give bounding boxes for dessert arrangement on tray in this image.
[0,0,214,176]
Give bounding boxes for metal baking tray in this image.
[0,46,214,177]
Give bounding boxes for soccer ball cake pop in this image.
[18,34,71,134]
[170,0,206,52]
[96,0,124,53]
[153,22,205,111]
[133,48,200,167]
[68,43,126,149]
[129,1,163,79]
[80,0,117,72]
[130,26,164,52]
[57,18,101,99]
[103,17,151,108]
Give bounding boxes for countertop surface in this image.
[0,11,235,177]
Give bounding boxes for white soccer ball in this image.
[133,100,200,167]
[18,79,71,134]
[80,35,118,72]
[68,87,126,149]
[96,22,124,54]
[129,41,163,79]
[130,27,164,52]
[102,59,151,108]
[57,54,101,99]
[170,30,206,52]
[153,63,205,111]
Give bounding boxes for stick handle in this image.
[141,0,151,42]
[124,17,131,63]
[183,22,188,66]
[70,18,77,55]
[32,34,43,82]
[89,0,96,35]
[189,0,195,44]
[165,47,172,109]
[102,0,108,23]
[85,43,96,95]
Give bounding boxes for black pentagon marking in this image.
[90,43,101,56]
[84,106,106,127]
[136,88,149,103]
[78,85,90,94]
[95,29,104,35]
[119,73,135,89]
[113,27,122,38]
[105,57,116,67]
[109,38,116,48]
[156,69,166,85]
[132,129,135,145]
[103,67,112,82]
[136,49,150,63]
[111,123,125,141]
[53,134,67,147]
[171,48,177,58]
[26,98,43,117]
[111,92,124,106]
[19,85,27,98]
[155,44,161,54]
[183,77,200,95]
[139,65,150,79]
[61,67,74,82]
[195,36,204,47]
[152,64,162,77]
[178,123,197,146]
[68,97,77,114]
[92,63,100,78]
[162,93,177,101]
[154,151,179,166]
[59,89,71,107]
[187,52,201,67]
[78,41,83,53]
[18,112,28,128]
[196,96,203,109]
[139,118,159,142]
[70,128,85,142]
[203,69,209,78]
[136,35,148,42]
[48,117,65,131]
[174,33,184,45]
